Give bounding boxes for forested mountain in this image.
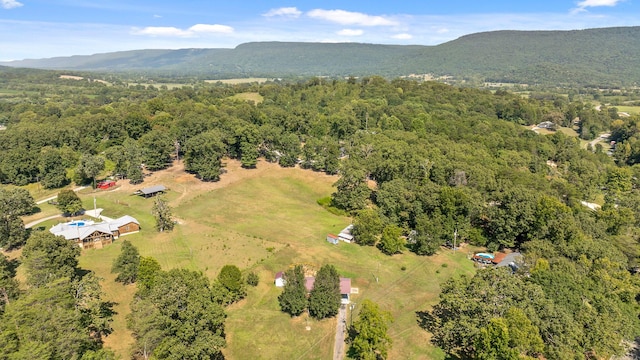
[2,70,640,358]
[2,26,640,86]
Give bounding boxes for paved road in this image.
[25,214,63,229]
[333,305,347,360]
[36,186,87,204]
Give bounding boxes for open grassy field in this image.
[17,159,476,359]
[614,105,640,115]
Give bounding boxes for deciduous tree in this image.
[151,197,174,232]
[21,231,80,287]
[111,240,140,284]
[378,224,404,255]
[56,189,83,216]
[0,254,19,313]
[137,256,162,291]
[0,187,35,250]
[308,264,341,319]
[348,299,393,360]
[352,209,383,246]
[278,265,307,316]
[128,269,226,359]
[77,154,105,189]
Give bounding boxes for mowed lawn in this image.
[42,160,475,359]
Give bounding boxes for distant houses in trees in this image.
[134,184,166,198]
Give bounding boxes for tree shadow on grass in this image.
[415,310,463,360]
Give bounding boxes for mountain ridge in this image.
[3,26,640,86]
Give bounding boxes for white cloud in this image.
[392,33,413,40]
[337,29,364,36]
[189,24,234,33]
[307,9,397,26]
[1,0,23,9]
[436,28,450,34]
[263,7,301,18]
[132,24,234,37]
[153,14,162,18]
[132,26,191,37]
[573,0,624,13]
[577,0,623,7]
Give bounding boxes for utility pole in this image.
[453,222,458,252]
[350,302,357,326]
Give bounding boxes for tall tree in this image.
[77,154,105,189]
[352,209,383,246]
[137,256,162,291]
[308,264,341,319]
[212,264,247,305]
[184,130,227,181]
[348,299,393,360]
[56,189,83,216]
[138,130,174,171]
[278,265,307,316]
[332,165,371,212]
[0,277,112,359]
[0,254,19,314]
[21,231,80,287]
[39,147,69,189]
[128,269,226,359]
[411,213,444,256]
[151,197,174,232]
[0,187,35,250]
[378,225,405,255]
[475,318,519,360]
[111,240,140,284]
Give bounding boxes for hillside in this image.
[2,26,640,86]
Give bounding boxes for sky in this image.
[1,0,639,61]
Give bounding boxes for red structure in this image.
[97,180,116,190]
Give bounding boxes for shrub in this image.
[247,272,259,286]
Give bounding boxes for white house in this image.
[274,271,285,287]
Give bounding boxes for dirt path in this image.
[333,305,347,360]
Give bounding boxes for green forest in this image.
[1,68,640,359]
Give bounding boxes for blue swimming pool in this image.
[68,221,86,227]
[475,253,494,259]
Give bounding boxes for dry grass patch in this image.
[206,78,270,84]
[229,92,264,104]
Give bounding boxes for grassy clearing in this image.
[206,78,271,84]
[614,105,640,115]
[229,92,263,104]
[18,160,476,359]
[557,126,579,137]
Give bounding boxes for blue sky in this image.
[1,0,639,60]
